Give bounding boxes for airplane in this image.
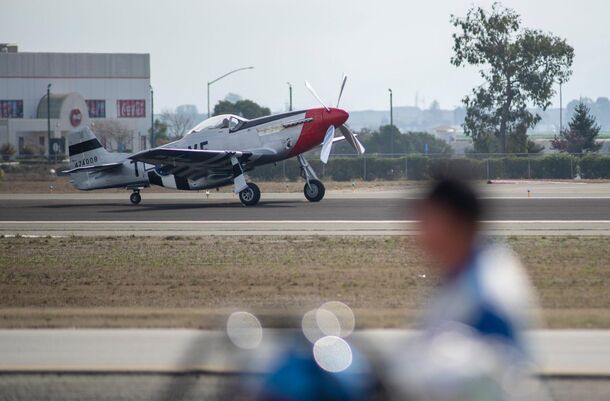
[63,75,365,206]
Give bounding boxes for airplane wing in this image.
[129,148,252,177]
[62,161,124,174]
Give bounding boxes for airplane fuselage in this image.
[142,107,347,191]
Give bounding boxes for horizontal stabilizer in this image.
[62,162,124,174]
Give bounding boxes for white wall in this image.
[0,53,151,153]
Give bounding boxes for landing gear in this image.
[130,190,141,205]
[239,183,261,206]
[298,154,326,202]
[304,179,325,202]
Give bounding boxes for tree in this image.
[359,125,453,155]
[160,109,193,139]
[213,99,271,119]
[451,2,574,153]
[92,120,133,151]
[148,119,168,147]
[552,102,601,153]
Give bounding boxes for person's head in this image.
[416,179,482,273]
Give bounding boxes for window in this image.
[117,100,145,118]
[0,100,23,118]
[188,114,247,134]
[86,100,106,118]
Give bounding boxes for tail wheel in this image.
[239,183,261,206]
[304,179,325,202]
[130,192,141,205]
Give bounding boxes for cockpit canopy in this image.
[188,114,247,134]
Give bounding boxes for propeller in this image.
[336,73,347,107]
[305,81,330,112]
[320,125,335,164]
[338,124,365,155]
[305,74,366,163]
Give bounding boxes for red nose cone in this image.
[326,108,349,126]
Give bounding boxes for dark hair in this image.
[425,179,482,225]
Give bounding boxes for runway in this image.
[1,190,610,235]
[1,329,608,376]
[1,329,608,401]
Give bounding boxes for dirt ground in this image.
[0,235,608,329]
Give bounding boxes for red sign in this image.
[70,108,82,127]
[117,100,146,118]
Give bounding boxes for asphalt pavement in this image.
[1,193,609,235]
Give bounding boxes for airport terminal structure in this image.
[0,44,151,158]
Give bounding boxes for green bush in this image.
[579,155,610,179]
[429,158,485,180]
[530,154,576,179]
[248,153,605,182]
[0,143,16,160]
[404,155,429,180]
[493,157,530,179]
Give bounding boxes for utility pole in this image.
[388,88,394,126]
[149,84,154,148]
[559,81,563,132]
[46,83,51,161]
[287,82,293,111]
[207,66,254,118]
[388,88,394,155]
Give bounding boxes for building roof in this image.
[0,52,150,79]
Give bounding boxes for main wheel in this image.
[130,192,141,205]
[239,183,261,206]
[304,179,325,202]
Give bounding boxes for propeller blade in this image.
[320,125,335,164]
[338,124,365,155]
[336,73,347,108]
[305,80,330,111]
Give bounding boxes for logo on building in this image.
[70,108,83,127]
[117,100,146,118]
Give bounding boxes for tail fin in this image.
[68,126,112,167]
[65,127,130,190]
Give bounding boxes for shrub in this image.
[248,153,595,182]
[429,158,485,180]
[530,154,576,179]
[20,145,36,156]
[0,143,16,160]
[579,155,610,179]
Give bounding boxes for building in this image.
[0,44,151,158]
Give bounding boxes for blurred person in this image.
[387,179,544,401]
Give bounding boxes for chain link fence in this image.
[249,152,610,181]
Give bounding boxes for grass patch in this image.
[0,236,608,328]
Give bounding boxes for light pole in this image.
[559,81,563,132]
[47,83,51,160]
[207,66,254,118]
[149,84,154,148]
[388,88,393,127]
[388,88,394,155]
[287,82,293,111]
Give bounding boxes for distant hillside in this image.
[348,106,463,132]
[348,100,610,134]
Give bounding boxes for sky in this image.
[2,0,609,113]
